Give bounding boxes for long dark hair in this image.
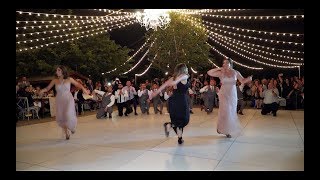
[57,65,69,79]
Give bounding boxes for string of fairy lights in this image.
[16,9,138,52]
[16,18,130,37]
[120,40,156,75]
[92,9,135,15]
[207,33,304,65]
[182,17,270,69]
[198,13,304,20]
[207,58,219,68]
[206,43,264,70]
[176,9,247,15]
[205,25,304,46]
[16,15,132,25]
[16,19,135,44]
[16,10,129,19]
[105,38,156,74]
[201,20,303,38]
[135,53,158,77]
[209,33,303,61]
[16,15,134,31]
[206,30,304,55]
[16,21,135,52]
[181,14,303,69]
[207,37,299,68]
[16,9,304,75]
[182,15,304,56]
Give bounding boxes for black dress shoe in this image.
[226,134,232,138]
[239,112,244,115]
[178,137,184,144]
[190,110,194,114]
[135,112,138,115]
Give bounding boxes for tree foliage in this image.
[16,33,132,81]
[145,12,213,74]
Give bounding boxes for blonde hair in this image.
[173,63,188,80]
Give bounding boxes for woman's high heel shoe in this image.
[66,133,70,140]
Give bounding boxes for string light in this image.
[207,43,263,70]
[183,15,304,54]
[121,41,156,75]
[16,10,128,19]
[190,67,198,73]
[181,16,263,70]
[93,9,134,15]
[16,16,135,31]
[208,34,304,65]
[198,13,304,20]
[183,15,304,55]
[208,29,305,55]
[135,62,153,76]
[16,21,135,52]
[106,38,156,74]
[176,9,247,15]
[201,19,303,37]
[207,38,299,68]
[135,53,158,76]
[211,31,304,55]
[207,58,219,68]
[210,33,304,61]
[198,9,247,13]
[16,15,133,25]
[205,25,304,46]
[183,16,303,68]
[16,21,134,45]
[16,20,135,44]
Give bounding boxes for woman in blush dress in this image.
[40,65,89,140]
[207,58,252,138]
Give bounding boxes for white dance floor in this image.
[16,108,304,171]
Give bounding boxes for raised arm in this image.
[40,79,56,94]
[69,77,89,94]
[150,74,189,99]
[207,67,222,77]
[236,70,252,84]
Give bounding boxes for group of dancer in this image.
[40,58,252,143]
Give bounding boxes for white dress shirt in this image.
[115,89,128,103]
[94,90,115,107]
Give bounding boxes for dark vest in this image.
[101,93,112,108]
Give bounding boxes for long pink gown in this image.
[217,70,242,137]
[55,80,77,132]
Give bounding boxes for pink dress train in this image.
[55,80,77,132]
[217,70,242,137]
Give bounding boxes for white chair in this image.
[16,97,40,120]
